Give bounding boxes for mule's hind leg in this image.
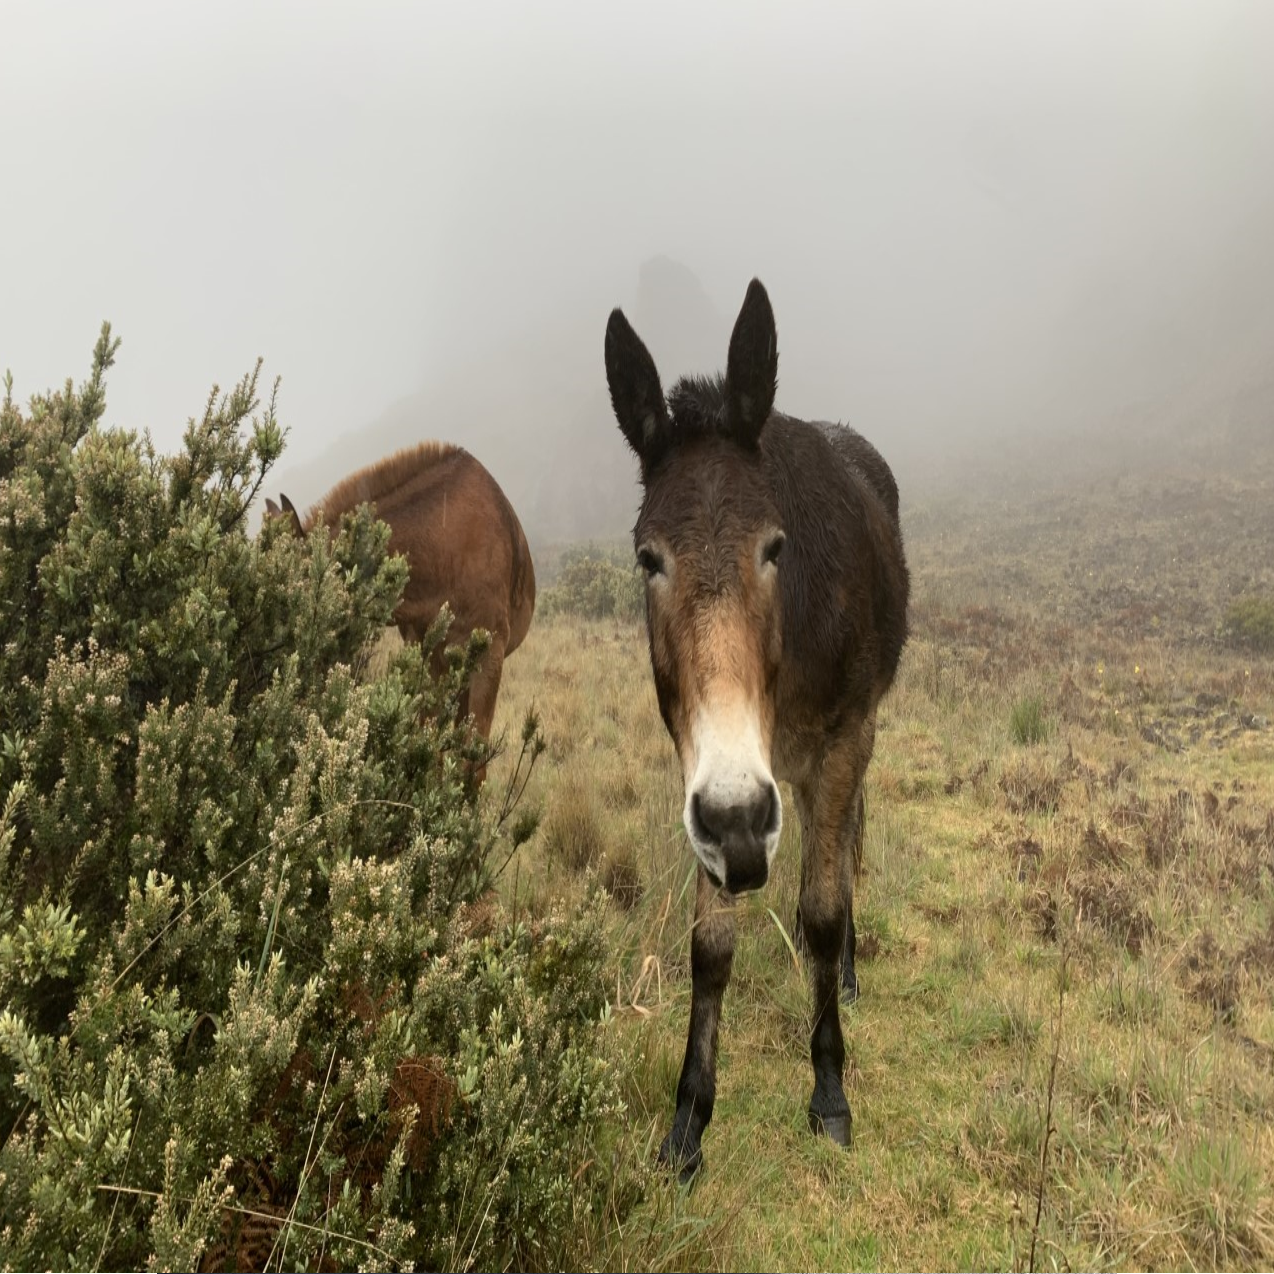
[458,629,507,791]
[660,867,735,1183]
[797,724,873,1147]
[840,710,876,1001]
[839,785,865,1002]
[466,629,507,742]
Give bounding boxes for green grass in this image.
[476,456,1274,1272]
[1010,694,1051,746]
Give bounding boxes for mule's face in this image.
[636,443,785,891]
[606,278,786,895]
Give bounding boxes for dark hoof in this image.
[657,1133,702,1184]
[809,1108,853,1147]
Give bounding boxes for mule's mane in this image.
[666,374,730,438]
[304,440,460,529]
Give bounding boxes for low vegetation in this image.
[1221,593,1274,654]
[539,545,644,623]
[0,334,638,1272]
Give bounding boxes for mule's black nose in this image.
[691,782,779,893]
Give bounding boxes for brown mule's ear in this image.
[278,493,303,536]
[724,278,778,448]
[264,497,281,517]
[605,307,672,476]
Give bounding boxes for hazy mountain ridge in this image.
[266,256,1273,556]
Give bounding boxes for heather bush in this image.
[1220,593,1274,654]
[0,328,630,1272]
[540,546,644,623]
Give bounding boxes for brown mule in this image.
[265,442,535,753]
[604,278,910,1181]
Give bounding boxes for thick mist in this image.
[4,0,1272,545]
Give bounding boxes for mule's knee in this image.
[797,896,846,966]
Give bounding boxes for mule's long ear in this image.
[265,497,281,516]
[278,493,303,536]
[605,307,671,473]
[725,278,778,447]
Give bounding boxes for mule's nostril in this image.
[751,783,779,838]
[691,792,721,847]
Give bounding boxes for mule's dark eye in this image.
[637,547,665,578]
[762,532,786,566]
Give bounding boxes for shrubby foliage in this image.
[1221,593,1274,654]
[540,545,644,623]
[0,329,629,1272]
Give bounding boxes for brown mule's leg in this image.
[660,866,736,1182]
[466,630,507,741]
[462,631,507,789]
[796,718,874,1148]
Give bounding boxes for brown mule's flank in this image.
[605,277,910,1182]
[269,441,535,758]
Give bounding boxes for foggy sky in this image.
[3,0,1273,499]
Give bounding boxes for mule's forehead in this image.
[636,440,778,556]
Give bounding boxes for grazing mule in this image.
[604,279,909,1180]
[264,442,536,745]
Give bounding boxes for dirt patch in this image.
[945,758,990,795]
[1068,869,1156,956]
[1183,931,1243,1023]
[1139,695,1271,753]
[999,754,1067,815]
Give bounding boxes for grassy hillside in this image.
[472,450,1274,1271]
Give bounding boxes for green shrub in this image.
[0,329,633,1272]
[1220,594,1274,654]
[540,548,644,623]
[1009,694,1051,746]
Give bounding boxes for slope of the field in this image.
[482,443,1274,1272]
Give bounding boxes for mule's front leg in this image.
[801,888,852,1146]
[794,780,862,1002]
[660,867,735,1182]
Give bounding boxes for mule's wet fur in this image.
[605,279,909,1182]
[265,442,535,749]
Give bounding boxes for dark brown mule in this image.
[604,279,909,1181]
[264,442,536,747]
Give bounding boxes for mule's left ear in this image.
[264,497,281,516]
[725,278,778,447]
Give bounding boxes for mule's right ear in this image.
[278,493,303,536]
[605,307,671,473]
[265,497,281,516]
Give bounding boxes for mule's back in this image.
[305,443,536,654]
